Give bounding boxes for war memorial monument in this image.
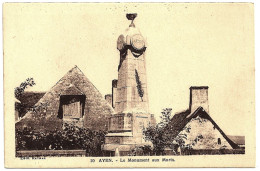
[103,14,155,156]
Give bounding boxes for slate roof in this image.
[17,91,46,108]
[166,107,239,149]
[16,91,46,118]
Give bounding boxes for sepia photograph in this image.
[3,2,255,168]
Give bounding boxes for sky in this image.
[4,3,254,136]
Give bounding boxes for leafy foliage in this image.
[143,108,191,155]
[129,145,153,156]
[16,123,106,156]
[158,108,172,128]
[15,78,36,99]
[143,108,174,155]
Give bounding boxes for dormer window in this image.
[58,95,86,119]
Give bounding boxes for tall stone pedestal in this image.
[103,14,154,156]
[103,112,152,156]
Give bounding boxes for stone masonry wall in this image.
[178,116,232,149]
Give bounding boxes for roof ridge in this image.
[45,65,85,91]
[186,106,203,119]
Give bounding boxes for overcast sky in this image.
[4,3,254,136]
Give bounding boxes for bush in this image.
[128,145,153,156]
[15,123,106,156]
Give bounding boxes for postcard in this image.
[3,2,255,168]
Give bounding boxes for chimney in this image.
[112,79,118,108]
[189,86,209,114]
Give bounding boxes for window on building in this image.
[58,95,86,119]
[218,138,221,145]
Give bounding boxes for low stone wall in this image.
[16,150,86,157]
[181,149,245,155]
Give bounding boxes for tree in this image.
[144,108,196,155]
[143,108,174,155]
[14,78,36,120]
[15,78,35,98]
[158,108,172,128]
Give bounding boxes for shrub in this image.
[15,123,106,156]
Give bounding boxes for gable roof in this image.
[17,66,114,131]
[166,107,239,149]
[227,135,245,145]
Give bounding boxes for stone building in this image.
[166,86,240,152]
[16,66,114,131]
[103,14,155,155]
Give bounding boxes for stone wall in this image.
[178,116,232,149]
[108,113,132,131]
